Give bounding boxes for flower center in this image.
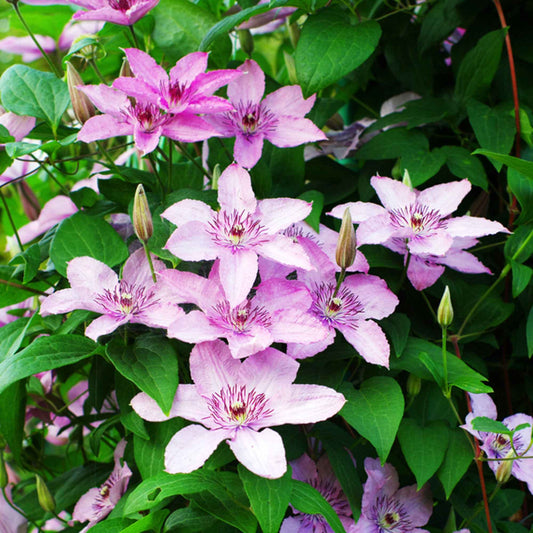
[206,384,273,430]
[94,281,156,319]
[163,80,189,109]
[312,282,363,329]
[225,102,279,137]
[209,300,272,333]
[371,495,411,532]
[389,203,446,236]
[127,103,169,133]
[379,511,400,528]
[108,0,134,11]
[207,209,269,251]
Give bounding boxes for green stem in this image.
[89,58,106,83]
[143,242,157,283]
[0,278,48,296]
[176,141,212,180]
[128,24,141,49]
[442,326,449,397]
[420,290,437,323]
[0,189,24,252]
[332,267,346,298]
[397,250,411,292]
[29,155,70,196]
[167,140,173,191]
[148,152,166,201]
[11,2,62,78]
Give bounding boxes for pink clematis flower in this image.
[77,84,220,156]
[0,486,27,533]
[40,248,182,341]
[162,163,313,306]
[71,0,159,25]
[287,271,398,368]
[160,262,328,359]
[131,340,346,479]
[72,440,132,532]
[281,453,355,533]
[206,59,326,168]
[351,457,432,533]
[462,393,533,493]
[113,48,240,115]
[0,107,36,144]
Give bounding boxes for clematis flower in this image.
[281,453,355,533]
[72,440,132,532]
[71,0,160,25]
[112,48,241,115]
[77,84,220,156]
[40,248,182,341]
[205,59,326,168]
[462,393,533,493]
[351,457,432,533]
[160,262,328,359]
[162,163,313,306]
[286,271,398,368]
[0,486,27,533]
[131,340,346,479]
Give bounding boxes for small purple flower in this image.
[352,458,432,533]
[40,249,182,341]
[112,48,240,115]
[462,393,533,493]
[131,339,345,479]
[281,453,355,533]
[71,0,159,25]
[206,59,326,168]
[72,440,132,532]
[162,163,313,307]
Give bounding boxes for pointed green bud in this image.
[36,474,55,512]
[437,286,454,328]
[133,184,153,243]
[402,168,412,188]
[496,454,513,485]
[238,29,254,57]
[335,208,357,269]
[406,373,422,398]
[287,20,300,49]
[212,163,222,191]
[0,452,8,489]
[119,57,133,78]
[66,62,95,125]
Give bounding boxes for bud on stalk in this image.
[406,374,421,398]
[496,455,513,485]
[36,474,55,513]
[237,29,254,57]
[66,62,95,125]
[437,286,454,328]
[119,57,133,78]
[0,453,8,489]
[133,184,153,243]
[335,208,357,269]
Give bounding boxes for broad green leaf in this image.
[0,382,26,461]
[152,0,231,68]
[290,479,347,533]
[5,141,43,158]
[9,243,41,283]
[0,65,69,131]
[340,376,404,462]
[89,519,133,533]
[106,334,179,415]
[441,145,488,191]
[473,149,533,179]
[401,147,446,187]
[122,509,170,533]
[398,419,449,488]
[295,12,381,95]
[0,265,50,307]
[50,212,129,277]
[299,190,324,232]
[504,224,533,264]
[471,417,512,434]
[0,315,34,363]
[391,338,492,393]
[0,124,14,143]
[508,168,533,225]
[455,29,507,102]
[527,306,533,358]
[304,158,358,205]
[467,101,515,171]
[417,0,462,52]
[164,507,223,532]
[0,335,97,395]
[238,465,291,533]
[511,262,532,298]
[379,313,411,358]
[437,428,473,499]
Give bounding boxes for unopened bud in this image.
[212,163,222,190]
[335,208,357,269]
[437,286,454,328]
[238,30,254,57]
[402,168,412,188]
[66,62,95,125]
[0,453,8,489]
[133,184,153,243]
[287,21,300,49]
[36,474,55,512]
[17,181,41,221]
[496,456,513,485]
[119,57,133,78]
[406,374,421,398]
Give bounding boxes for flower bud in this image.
[237,29,254,57]
[66,62,95,125]
[406,374,421,398]
[119,57,133,78]
[36,474,55,513]
[133,184,153,243]
[16,181,41,221]
[287,20,300,49]
[496,456,513,485]
[335,208,357,269]
[437,286,454,328]
[402,168,412,188]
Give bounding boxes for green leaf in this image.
[391,338,492,393]
[417,0,462,52]
[437,428,473,499]
[290,479,347,533]
[0,335,97,395]
[238,465,291,533]
[472,149,533,179]
[398,419,449,488]
[299,190,324,232]
[294,12,381,95]
[304,158,358,205]
[441,146,488,191]
[340,376,404,462]
[89,519,133,533]
[0,65,69,130]
[0,266,50,307]
[527,306,533,359]
[471,417,512,434]
[164,507,222,532]
[0,315,34,363]
[401,147,446,187]
[106,335,179,415]
[508,168,533,225]
[504,224,533,264]
[0,382,26,461]
[49,212,129,277]
[455,29,507,102]
[379,313,411,358]
[467,101,516,171]
[122,509,170,533]
[9,243,41,283]
[511,262,533,298]
[152,0,231,68]
[0,124,14,143]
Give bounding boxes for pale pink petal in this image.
[228,59,265,106]
[167,311,221,343]
[439,250,491,274]
[40,287,101,316]
[165,425,229,474]
[370,176,416,211]
[133,301,182,330]
[445,216,510,238]
[227,327,273,359]
[85,314,128,340]
[78,84,130,115]
[165,222,219,261]
[266,116,327,147]
[67,256,118,291]
[112,77,160,105]
[257,198,312,234]
[356,214,397,245]
[192,69,243,97]
[340,320,390,368]
[122,249,161,287]
[169,51,208,87]
[234,133,265,169]
[158,269,223,308]
[134,126,161,156]
[362,458,400,509]
[407,256,445,291]
[229,428,287,478]
[187,95,235,115]
[0,112,35,142]
[72,7,131,24]
[270,309,328,344]
[218,164,257,213]
[262,86,315,116]
[0,35,55,62]
[395,484,432,527]
[343,274,398,320]
[78,114,132,143]
[219,248,258,307]
[256,235,313,270]
[162,199,216,226]
[470,393,498,420]
[163,114,220,143]
[255,278,312,313]
[328,201,387,224]
[418,179,471,217]
[286,329,336,359]
[123,47,167,86]
[408,233,453,256]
